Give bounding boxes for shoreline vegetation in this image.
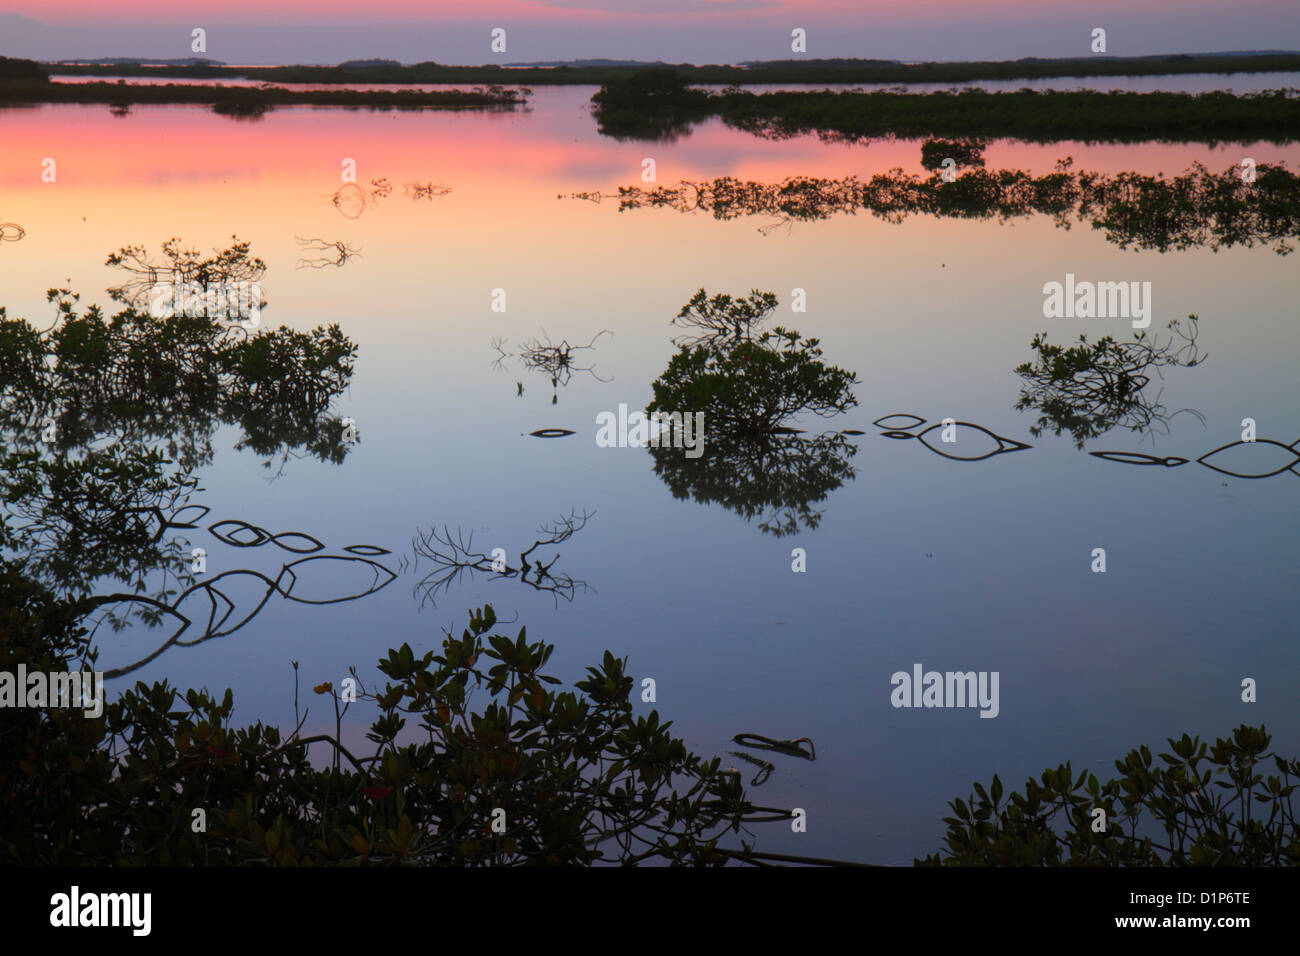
[0,78,528,115]
[3,55,1297,139]
[712,87,1300,143]
[590,71,1300,143]
[30,51,1300,85]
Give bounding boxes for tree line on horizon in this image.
[21,50,1300,86]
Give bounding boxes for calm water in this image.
[2,86,1298,864]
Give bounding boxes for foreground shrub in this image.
[919,725,1300,866]
[1,583,755,866]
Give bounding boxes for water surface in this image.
[2,89,1297,865]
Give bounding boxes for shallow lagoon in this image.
[2,85,1297,864]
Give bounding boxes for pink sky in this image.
[2,1,1297,64]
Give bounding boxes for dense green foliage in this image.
[920,725,1300,865]
[1,588,760,865]
[650,327,859,439]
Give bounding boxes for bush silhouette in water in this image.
[1,586,767,865]
[650,324,858,440]
[648,293,860,536]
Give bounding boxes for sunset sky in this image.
[2,1,1298,65]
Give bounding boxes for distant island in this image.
[0,57,529,115]
[34,51,1300,86]
[337,59,403,69]
[504,59,661,68]
[588,68,1300,143]
[51,57,226,67]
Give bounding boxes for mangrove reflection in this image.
[1091,436,1300,479]
[1014,316,1205,448]
[648,292,860,536]
[82,515,396,679]
[571,160,1300,254]
[491,330,611,404]
[295,236,362,269]
[875,415,1032,462]
[920,138,987,171]
[5,288,359,477]
[670,288,777,347]
[406,180,453,201]
[411,509,594,608]
[322,175,450,219]
[651,430,858,537]
[0,241,373,666]
[211,100,271,120]
[106,236,267,313]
